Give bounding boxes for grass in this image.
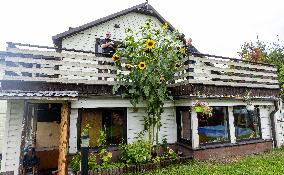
[131,147,284,175]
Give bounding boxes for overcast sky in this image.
[0,0,283,57]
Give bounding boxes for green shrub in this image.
[120,135,151,165]
[70,153,81,173]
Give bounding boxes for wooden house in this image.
[0,2,283,174]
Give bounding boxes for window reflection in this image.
[198,107,229,144]
[233,106,261,140]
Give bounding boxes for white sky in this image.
[0,0,283,58]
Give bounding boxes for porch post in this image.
[228,106,236,143]
[191,107,199,148]
[18,100,28,175]
[58,102,71,175]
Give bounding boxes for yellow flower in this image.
[179,47,186,54]
[125,64,132,70]
[146,39,155,49]
[175,62,182,68]
[107,152,112,158]
[162,23,169,29]
[138,61,147,70]
[112,54,120,62]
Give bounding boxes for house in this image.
[0,2,283,175]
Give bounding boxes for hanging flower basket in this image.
[194,106,204,113]
[193,101,213,117]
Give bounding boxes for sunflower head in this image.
[146,39,155,50]
[175,62,182,69]
[162,23,169,29]
[138,61,147,70]
[179,47,186,54]
[125,64,132,70]
[112,54,120,62]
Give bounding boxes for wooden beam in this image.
[58,102,71,175]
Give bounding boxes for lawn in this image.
[131,147,284,175]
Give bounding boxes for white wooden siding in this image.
[62,12,162,51]
[69,108,78,154]
[275,101,284,147]
[60,12,162,81]
[1,101,24,174]
[127,107,145,143]
[0,100,7,154]
[259,106,272,140]
[127,107,177,144]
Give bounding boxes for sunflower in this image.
[138,61,147,70]
[125,64,132,70]
[112,54,120,62]
[175,62,182,68]
[146,39,155,49]
[162,23,169,29]
[179,47,186,54]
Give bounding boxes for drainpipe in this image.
[269,100,279,148]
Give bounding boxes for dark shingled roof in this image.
[52,2,175,47]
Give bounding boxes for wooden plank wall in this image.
[259,106,273,140]
[69,109,79,154]
[127,107,177,144]
[0,100,7,154]
[0,101,24,174]
[58,102,70,175]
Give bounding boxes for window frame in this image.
[198,106,231,146]
[233,105,262,142]
[77,107,127,150]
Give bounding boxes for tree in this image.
[113,19,186,152]
[239,37,284,99]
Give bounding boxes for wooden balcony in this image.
[0,43,280,98]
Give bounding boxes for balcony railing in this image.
[0,43,279,89]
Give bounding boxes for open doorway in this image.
[24,103,62,174]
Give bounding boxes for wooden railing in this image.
[0,43,279,89]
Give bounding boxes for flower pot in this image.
[246,104,255,111]
[194,106,204,113]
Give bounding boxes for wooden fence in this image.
[76,157,191,175]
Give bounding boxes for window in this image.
[176,107,191,144]
[233,106,261,140]
[80,108,126,147]
[198,106,229,144]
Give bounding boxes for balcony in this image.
[0,42,279,99]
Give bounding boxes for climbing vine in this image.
[113,19,186,152]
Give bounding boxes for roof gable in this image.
[52,3,175,47]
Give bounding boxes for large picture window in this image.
[233,106,261,140]
[80,108,126,148]
[198,106,229,144]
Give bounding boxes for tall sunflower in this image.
[112,54,120,62]
[146,39,155,50]
[138,61,147,70]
